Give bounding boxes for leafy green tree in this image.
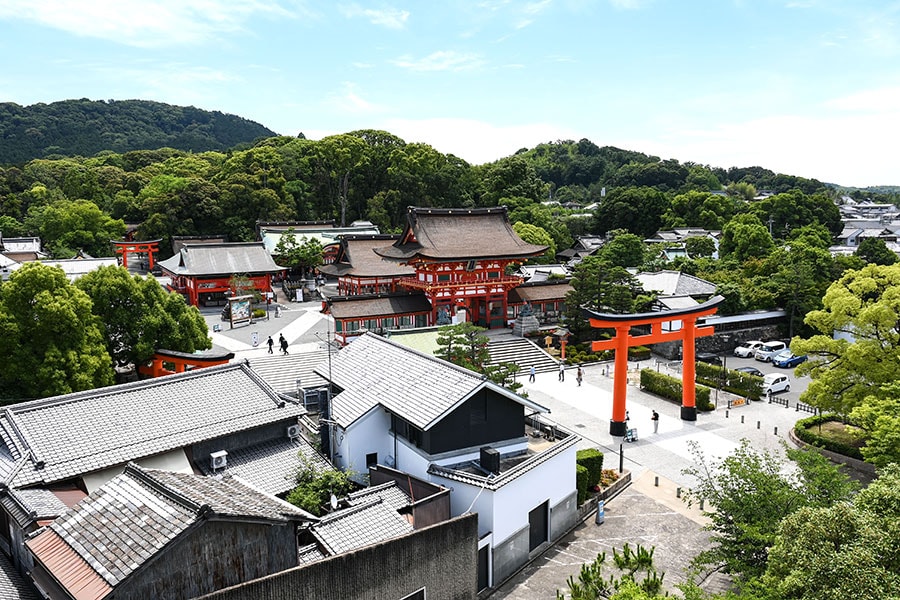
[848,384,900,468]
[285,457,356,517]
[0,263,113,399]
[593,187,669,238]
[762,464,900,599]
[24,198,126,258]
[309,134,368,226]
[556,544,667,600]
[793,264,900,415]
[684,236,715,259]
[435,322,523,394]
[273,229,324,277]
[598,230,646,268]
[475,156,546,206]
[718,214,774,263]
[76,265,210,368]
[855,236,898,266]
[682,439,858,582]
[662,190,736,230]
[748,190,842,238]
[513,221,555,263]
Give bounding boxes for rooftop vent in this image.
[210,450,228,471]
[480,447,500,475]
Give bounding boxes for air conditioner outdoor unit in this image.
[210,450,228,470]
[286,424,301,439]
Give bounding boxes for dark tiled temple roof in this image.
[317,235,414,278]
[508,281,573,303]
[328,294,432,320]
[374,207,547,262]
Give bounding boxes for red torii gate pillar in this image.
[585,295,724,436]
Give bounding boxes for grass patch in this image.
[812,421,865,449]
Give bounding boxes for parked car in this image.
[772,350,808,368]
[734,341,765,358]
[754,341,787,362]
[696,352,723,365]
[734,366,763,377]
[762,373,790,394]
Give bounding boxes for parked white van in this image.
[754,341,787,362]
[762,373,790,394]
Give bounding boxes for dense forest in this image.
[0,99,277,164]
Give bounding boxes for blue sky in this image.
[1,1,898,187]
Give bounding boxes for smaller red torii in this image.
[112,239,160,270]
[584,295,724,436]
[138,349,235,378]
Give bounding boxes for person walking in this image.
[528,365,536,383]
[576,366,583,387]
[279,334,289,355]
[267,335,274,354]
[651,410,659,433]
[558,362,565,382]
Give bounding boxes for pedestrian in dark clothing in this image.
[279,334,289,355]
[576,366,583,387]
[652,410,659,433]
[267,336,274,354]
[529,365,536,383]
[558,362,565,382]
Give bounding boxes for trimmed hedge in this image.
[695,362,763,400]
[794,414,865,460]
[628,345,651,361]
[576,464,589,505]
[576,448,604,488]
[640,368,713,411]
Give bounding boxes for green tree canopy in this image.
[598,230,646,268]
[793,263,900,415]
[855,236,898,266]
[593,187,669,238]
[513,221,556,264]
[0,262,113,400]
[24,198,126,258]
[76,265,210,368]
[718,214,774,263]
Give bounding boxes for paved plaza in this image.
[194,308,822,599]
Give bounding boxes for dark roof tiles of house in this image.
[310,497,413,556]
[26,464,313,593]
[374,207,548,262]
[157,242,283,276]
[319,333,549,429]
[0,551,41,600]
[0,488,68,528]
[327,293,432,320]
[345,481,410,512]
[0,362,305,488]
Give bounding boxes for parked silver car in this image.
[754,341,787,362]
[734,340,764,358]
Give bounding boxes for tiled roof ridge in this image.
[2,361,246,416]
[359,332,486,383]
[237,361,300,407]
[407,206,508,218]
[318,497,383,525]
[123,464,205,514]
[181,241,266,250]
[346,481,398,501]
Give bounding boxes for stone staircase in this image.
[487,336,559,375]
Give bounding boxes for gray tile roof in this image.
[320,333,549,429]
[245,351,330,396]
[508,281,573,303]
[35,464,313,588]
[310,497,413,555]
[374,207,548,262]
[0,362,306,488]
[0,488,68,527]
[197,436,332,497]
[345,481,410,512]
[317,235,414,278]
[0,551,40,600]
[635,270,716,298]
[327,293,432,320]
[158,242,283,276]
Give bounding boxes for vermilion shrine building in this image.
[319,207,566,343]
[158,242,284,307]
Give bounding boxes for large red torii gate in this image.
[584,295,724,436]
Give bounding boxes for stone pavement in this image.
[490,360,814,599]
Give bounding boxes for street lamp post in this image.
[719,335,731,408]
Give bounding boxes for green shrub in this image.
[252,308,266,318]
[640,368,713,411]
[576,464,589,505]
[628,345,651,361]
[576,448,604,488]
[794,414,865,460]
[695,362,763,400]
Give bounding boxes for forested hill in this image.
[0,99,278,164]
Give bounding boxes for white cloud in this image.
[391,51,485,72]
[0,0,305,47]
[324,82,382,114]
[826,85,900,112]
[339,4,410,29]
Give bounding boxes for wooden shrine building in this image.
[372,207,548,329]
[158,242,284,307]
[318,235,415,296]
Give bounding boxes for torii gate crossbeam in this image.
[584,295,724,436]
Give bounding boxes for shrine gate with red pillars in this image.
[112,239,160,270]
[583,295,724,436]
